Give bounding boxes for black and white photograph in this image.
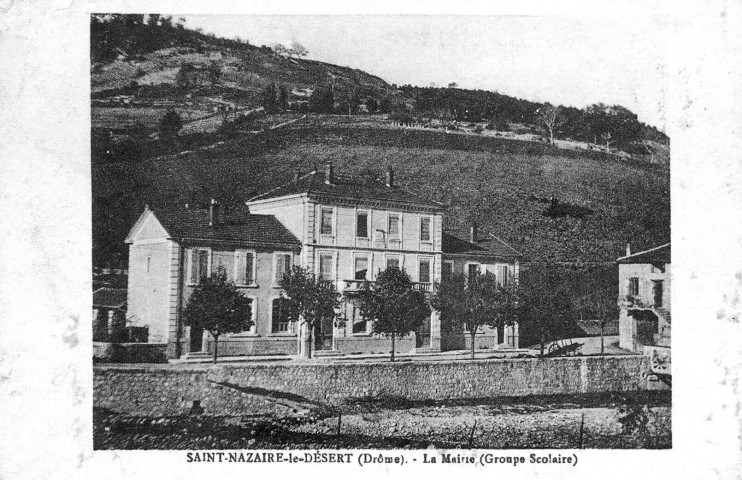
[2,2,742,479]
[90,13,672,450]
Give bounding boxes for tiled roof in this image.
[93,287,127,309]
[616,243,671,264]
[442,231,522,258]
[151,205,301,247]
[248,170,445,208]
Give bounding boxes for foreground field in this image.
[94,392,670,450]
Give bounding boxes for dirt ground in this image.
[94,391,670,450]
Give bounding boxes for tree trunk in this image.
[307,323,313,359]
[470,330,476,360]
[540,335,546,356]
[212,334,219,364]
[391,333,396,362]
[600,318,605,355]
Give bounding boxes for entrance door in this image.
[189,326,203,353]
[415,316,431,348]
[314,317,334,351]
[652,280,664,308]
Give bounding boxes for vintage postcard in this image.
[1,1,741,479]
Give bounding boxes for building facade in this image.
[616,243,671,353]
[125,164,522,359]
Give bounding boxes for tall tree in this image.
[261,82,279,113]
[538,102,563,145]
[159,109,183,138]
[517,268,576,356]
[278,84,290,111]
[308,86,335,114]
[357,267,429,362]
[573,268,618,355]
[279,266,341,359]
[431,272,517,359]
[183,270,254,363]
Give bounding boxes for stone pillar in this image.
[429,309,441,351]
[107,310,114,337]
[201,330,209,354]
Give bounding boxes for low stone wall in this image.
[334,336,415,355]
[206,336,297,357]
[93,342,168,364]
[94,355,651,417]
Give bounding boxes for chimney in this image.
[293,169,301,182]
[386,166,394,188]
[470,222,478,243]
[324,163,334,185]
[626,243,631,256]
[209,198,220,228]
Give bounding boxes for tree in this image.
[365,98,379,113]
[159,109,183,137]
[290,41,309,58]
[308,86,335,114]
[175,62,197,89]
[278,84,289,111]
[431,272,516,359]
[261,82,279,113]
[207,61,222,85]
[573,269,618,355]
[279,266,341,359]
[183,270,253,363]
[357,267,429,362]
[517,268,575,356]
[538,103,563,144]
[272,43,290,57]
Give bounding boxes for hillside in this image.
[92,124,669,268]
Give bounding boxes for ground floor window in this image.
[272,298,292,333]
[348,302,367,334]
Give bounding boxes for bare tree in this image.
[539,103,563,145]
[290,41,309,59]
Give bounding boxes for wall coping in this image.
[94,354,646,374]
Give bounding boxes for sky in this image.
[183,15,671,130]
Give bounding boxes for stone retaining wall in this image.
[94,355,651,417]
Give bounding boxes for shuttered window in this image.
[212,251,233,280]
[274,253,292,284]
[189,249,210,283]
[356,212,369,238]
[419,258,431,283]
[420,217,431,242]
[319,253,334,281]
[388,214,400,238]
[235,251,255,285]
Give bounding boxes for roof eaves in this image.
[616,243,671,263]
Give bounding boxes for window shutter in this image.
[235,252,246,285]
[245,252,254,284]
[189,249,198,283]
[275,254,285,282]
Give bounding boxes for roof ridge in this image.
[247,170,317,202]
[487,232,523,256]
[616,242,671,261]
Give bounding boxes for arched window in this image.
[272,298,291,333]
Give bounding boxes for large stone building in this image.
[617,243,671,353]
[125,164,522,359]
